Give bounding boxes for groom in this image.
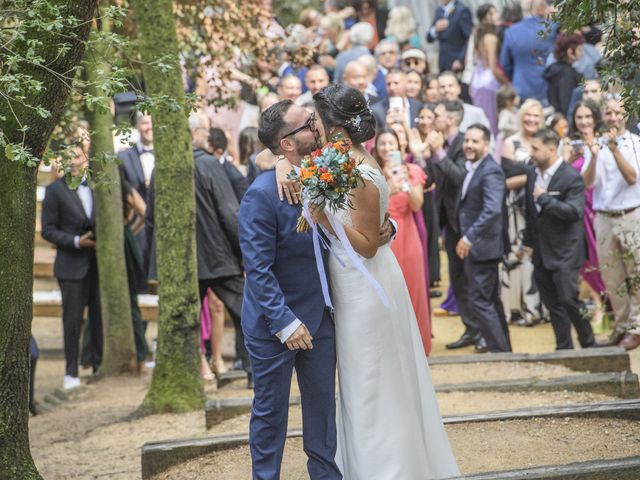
[239,100,342,479]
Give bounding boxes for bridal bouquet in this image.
[288,138,364,232]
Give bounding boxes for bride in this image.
[276,84,459,479]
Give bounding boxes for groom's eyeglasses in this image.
[281,112,316,140]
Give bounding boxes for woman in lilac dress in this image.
[568,100,609,327]
[470,4,509,137]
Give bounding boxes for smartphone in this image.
[388,150,403,168]
[389,96,403,112]
[570,139,584,152]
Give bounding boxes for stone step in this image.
[204,371,639,429]
[428,347,630,374]
[142,404,640,479]
[34,246,55,278]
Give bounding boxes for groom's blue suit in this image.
[239,170,342,480]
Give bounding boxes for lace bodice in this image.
[331,163,388,228]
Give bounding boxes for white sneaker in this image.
[63,375,81,390]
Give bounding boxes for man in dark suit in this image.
[522,129,594,350]
[371,69,422,129]
[118,113,154,271]
[456,124,511,353]
[427,0,473,73]
[146,112,251,379]
[41,145,103,389]
[427,100,485,352]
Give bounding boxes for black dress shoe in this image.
[446,332,479,349]
[429,290,443,298]
[474,337,488,353]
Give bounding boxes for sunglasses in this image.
[281,112,316,140]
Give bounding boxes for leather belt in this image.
[595,206,639,218]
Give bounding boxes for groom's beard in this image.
[294,134,321,157]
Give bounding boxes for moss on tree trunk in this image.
[85,15,138,377]
[133,0,204,413]
[0,1,98,478]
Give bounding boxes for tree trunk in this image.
[0,2,98,478]
[133,0,204,413]
[85,14,138,376]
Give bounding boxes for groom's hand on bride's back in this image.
[285,324,314,351]
[378,213,395,246]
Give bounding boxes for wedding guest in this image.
[277,74,303,102]
[427,0,473,73]
[374,128,431,355]
[423,74,441,103]
[427,100,486,352]
[334,21,374,82]
[500,0,557,103]
[401,48,429,75]
[567,100,608,330]
[412,104,442,287]
[497,84,520,140]
[584,96,640,350]
[296,65,331,105]
[388,120,432,295]
[352,0,387,50]
[470,3,509,137]
[41,144,102,389]
[405,70,425,102]
[438,71,491,133]
[384,6,420,49]
[522,128,595,350]
[543,32,584,116]
[209,127,247,202]
[373,38,400,99]
[236,126,263,188]
[457,124,511,352]
[500,99,546,326]
[371,69,423,129]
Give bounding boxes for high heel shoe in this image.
[211,358,228,377]
[200,354,215,381]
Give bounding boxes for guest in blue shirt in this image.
[499,0,557,104]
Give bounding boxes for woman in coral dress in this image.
[374,127,431,355]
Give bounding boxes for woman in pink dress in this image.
[374,127,431,355]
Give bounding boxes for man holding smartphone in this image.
[583,95,640,350]
[371,69,423,129]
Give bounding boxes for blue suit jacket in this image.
[426,0,472,72]
[239,171,327,341]
[458,155,505,261]
[500,17,558,102]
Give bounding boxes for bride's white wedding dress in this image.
[327,164,459,479]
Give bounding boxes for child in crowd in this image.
[497,85,520,139]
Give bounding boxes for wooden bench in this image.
[33,290,158,322]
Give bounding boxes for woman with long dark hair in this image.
[567,99,609,330]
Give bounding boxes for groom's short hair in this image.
[259,100,295,154]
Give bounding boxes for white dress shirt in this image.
[137,142,155,187]
[582,131,640,211]
[534,157,563,212]
[73,180,93,249]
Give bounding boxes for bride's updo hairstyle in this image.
[313,84,376,144]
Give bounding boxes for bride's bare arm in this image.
[255,149,301,204]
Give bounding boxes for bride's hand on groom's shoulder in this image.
[275,156,300,204]
[285,324,314,351]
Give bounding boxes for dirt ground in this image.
[152,417,640,480]
[28,263,640,480]
[29,309,638,480]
